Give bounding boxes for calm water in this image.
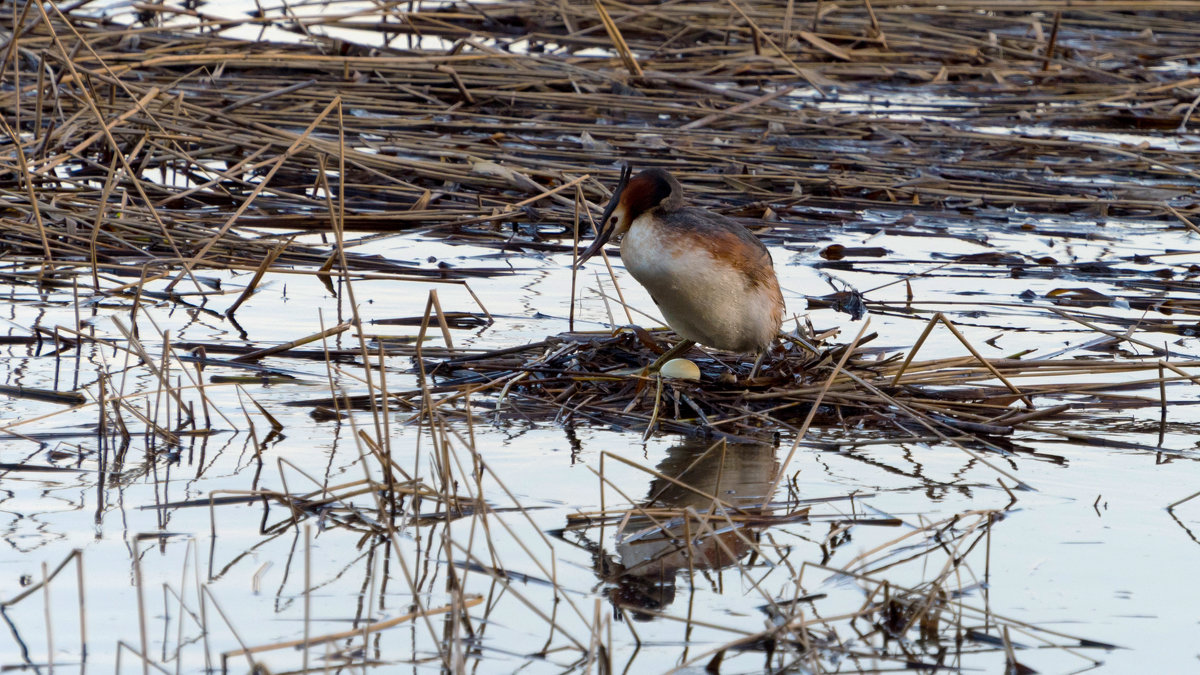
[3,212,1200,672]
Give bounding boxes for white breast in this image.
[620,215,780,352]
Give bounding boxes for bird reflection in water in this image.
[569,437,779,619]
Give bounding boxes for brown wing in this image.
[661,207,777,289]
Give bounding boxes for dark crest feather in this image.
[623,168,683,220]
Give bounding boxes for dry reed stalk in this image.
[230,322,352,363]
[4,0,1193,281]
[223,593,484,658]
[592,0,643,78]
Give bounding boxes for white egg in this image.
[660,358,700,381]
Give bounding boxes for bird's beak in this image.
[574,165,631,269]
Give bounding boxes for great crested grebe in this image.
[575,166,784,369]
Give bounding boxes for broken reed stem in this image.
[1166,489,1200,511]
[935,314,1032,408]
[888,312,1030,406]
[1048,307,1171,356]
[428,289,456,352]
[1042,10,1062,71]
[230,322,352,362]
[222,592,484,658]
[132,537,150,675]
[41,562,53,673]
[863,0,886,48]
[890,311,940,386]
[680,85,796,130]
[570,185,582,332]
[592,0,643,78]
[641,373,664,441]
[225,235,293,318]
[303,524,311,673]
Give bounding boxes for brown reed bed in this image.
[3,0,1200,268]
[2,1,1200,673]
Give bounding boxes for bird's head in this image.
[575,167,683,268]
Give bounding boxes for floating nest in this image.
[287,319,1186,459]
